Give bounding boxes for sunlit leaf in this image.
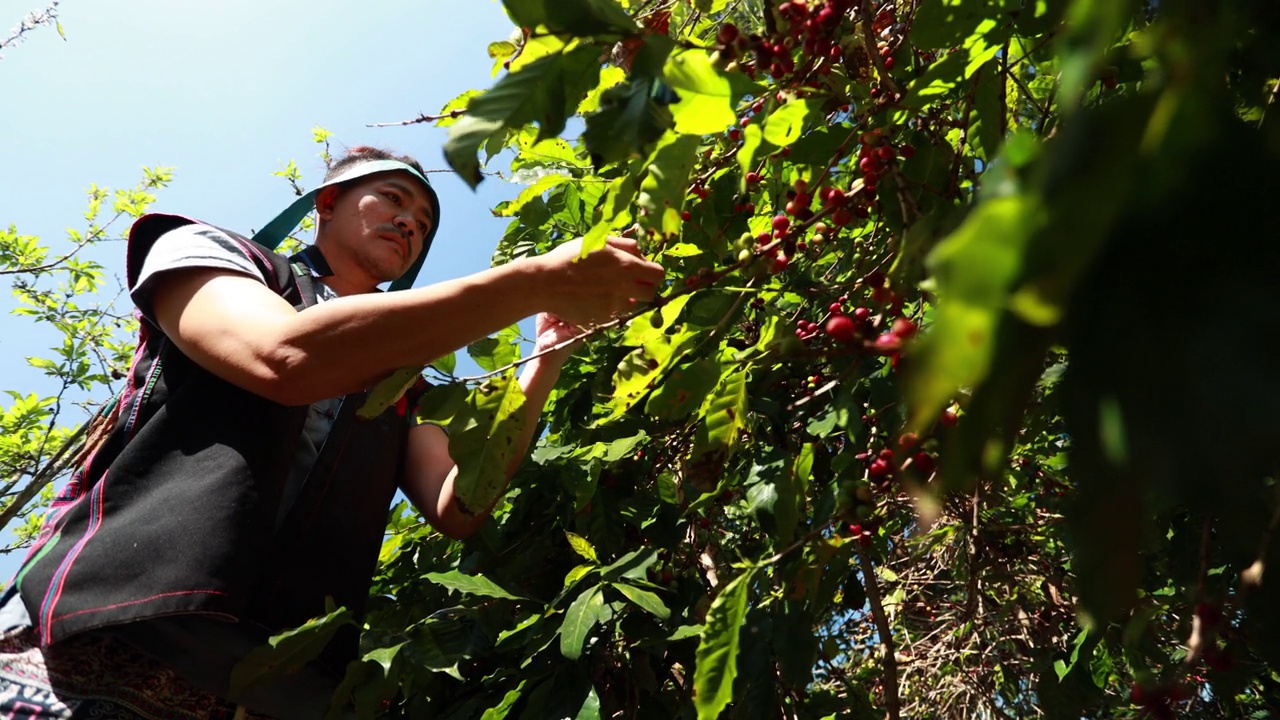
[425,570,530,601]
[693,568,755,719]
[449,372,528,515]
[614,582,671,620]
[560,585,605,660]
[230,604,354,699]
[446,45,602,187]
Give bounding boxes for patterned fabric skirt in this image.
[0,628,273,720]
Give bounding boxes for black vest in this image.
[15,213,415,665]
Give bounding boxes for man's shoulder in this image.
[128,213,295,304]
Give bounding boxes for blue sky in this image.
[0,0,525,574]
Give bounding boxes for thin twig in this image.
[0,180,163,276]
[858,545,902,720]
[759,521,837,566]
[367,108,466,128]
[1260,78,1280,129]
[0,410,91,531]
[1001,61,1051,128]
[859,1,904,98]
[0,230,100,276]
[0,1,61,57]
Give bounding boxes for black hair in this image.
[324,145,428,182]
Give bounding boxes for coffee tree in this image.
[0,170,171,551]
[252,0,1280,717]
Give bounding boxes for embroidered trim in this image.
[55,589,230,622]
[38,476,107,643]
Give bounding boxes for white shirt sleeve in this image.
[130,223,265,324]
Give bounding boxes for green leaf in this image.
[771,445,811,543]
[580,66,628,114]
[622,292,693,346]
[564,563,597,588]
[605,317,700,423]
[424,570,530,601]
[788,127,848,166]
[905,196,1044,432]
[1055,628,1091,681]
[645,357,722,420]
[668,625,703,641]
[26,357,57,372]
[489,40,519,76]
[912,0,1019,49]
[359,366,424,419]
[431,351,457,376]
[363,641,407,676]
[600,548,660,582]
[560,586,605,660]
[602,432,648,462]
[480,680,527,720]
[488,40,518,59]
[584,79,675,167]
[693,568,755,719]
[412,609,483,679]
[469,326,521,372]
[1088,643,1112,689]
[736,124,770,191]
[971,59,1005,160]
[445,45,603,187]
[575,687,602,720]
[773,601,817,688]
[502,0,638,38]
[230,604,355,699]
[692,367,750,459]
[327,660,380,720]
[448,372,529,515]
[899,30,1000,115]
[566,531,600,563]
[761,99,815,148]
[498,174,573,217]
[664,49,756,135]
[414,382,469,427]
[596,173,639,227]
[614,582,671,620]
[638,133,702,238]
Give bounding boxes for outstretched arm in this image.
[402,313,580,539]
[148,238,661,406]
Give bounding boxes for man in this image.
[0,147,665,718]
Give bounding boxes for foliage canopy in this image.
[6,0,1280,718]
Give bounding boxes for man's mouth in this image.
[380,231,408,260]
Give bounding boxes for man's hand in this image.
[532,312,584,362]
[531,236,665,329]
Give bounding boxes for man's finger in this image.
[628,281,660,303]
[605,236,642,255]
[632,262,665,288]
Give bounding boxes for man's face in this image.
[317,170,437,286]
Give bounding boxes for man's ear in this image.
[315,186,340,221]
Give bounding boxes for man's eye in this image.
[385,191,402,205]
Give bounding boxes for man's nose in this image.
[394,216,414,240]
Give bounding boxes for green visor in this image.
[250,159,440,291]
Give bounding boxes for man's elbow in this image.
[244,345,326,407]
[431,505,485,541]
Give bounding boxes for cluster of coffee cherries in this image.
[857,129,914,196]
[715,0,862,80]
